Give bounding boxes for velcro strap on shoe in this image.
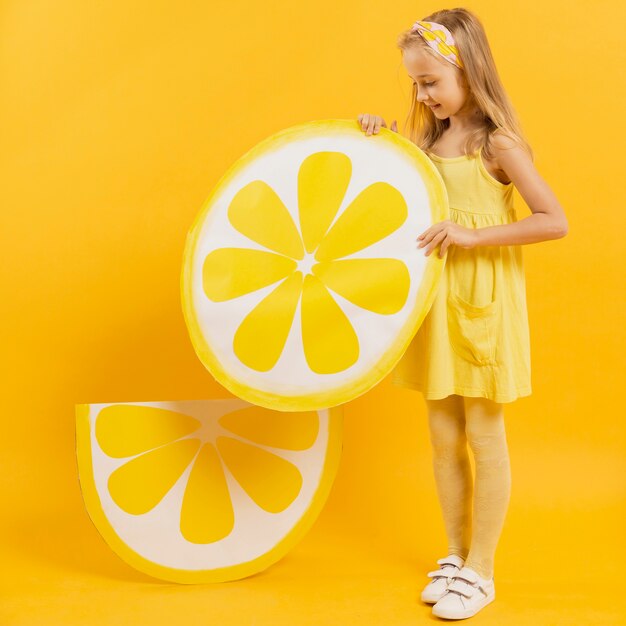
[454,567,479,584]
[437,555,464,568]
[427,568,455,579]
[446,579,484,599]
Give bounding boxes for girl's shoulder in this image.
[482,130,530,185]
[490,129,521,151]
[487,130,535,185]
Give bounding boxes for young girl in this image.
[358,8,568,620]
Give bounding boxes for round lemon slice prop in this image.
[76,399,343,583]
[182,119,448,411]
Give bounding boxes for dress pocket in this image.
[447,291,500,366]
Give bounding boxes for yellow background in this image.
[1,1,624,624]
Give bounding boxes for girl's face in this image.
[402,46,472,119]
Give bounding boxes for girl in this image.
[357,8,568,621]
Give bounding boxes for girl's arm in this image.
[474,133,569,247]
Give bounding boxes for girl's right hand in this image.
[357,113,398,135]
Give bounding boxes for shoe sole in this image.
[431,591,495,619]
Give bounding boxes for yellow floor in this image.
[2,395,625,625]
[2,501,624,625]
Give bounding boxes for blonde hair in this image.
[396,8,534,161]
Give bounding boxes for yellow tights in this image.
[425,394,511,580]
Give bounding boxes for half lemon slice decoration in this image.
[181,119,448,411]
[76,399,343,583]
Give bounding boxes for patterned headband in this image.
[410,20,464,69]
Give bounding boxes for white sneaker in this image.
[420,554,466,604]
[431,565,495,619]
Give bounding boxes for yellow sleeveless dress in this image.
[391,146,532,403]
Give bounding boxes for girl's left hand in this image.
[417,220,478,258]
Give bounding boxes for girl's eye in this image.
[425,82,435,87]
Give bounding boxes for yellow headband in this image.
[410,20,464,69]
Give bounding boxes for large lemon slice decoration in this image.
[76,399,343,583]
[181,119,448,411]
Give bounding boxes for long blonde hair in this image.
[396,8,533,161]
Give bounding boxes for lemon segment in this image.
[218,405,319,449]
[297,151,352,254]
[233,271,304,372]
[301,274,360,374]
[180,443,234,544]
[108,438,201,515]
[203,248,297,302]
[216,436,303,513]
[228,180,304,259]
[96,404,201,457]
[314,181,407,262]
[313,258,410,315]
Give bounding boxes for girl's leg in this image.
[463,396,511,580]
[425,394,473,560]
